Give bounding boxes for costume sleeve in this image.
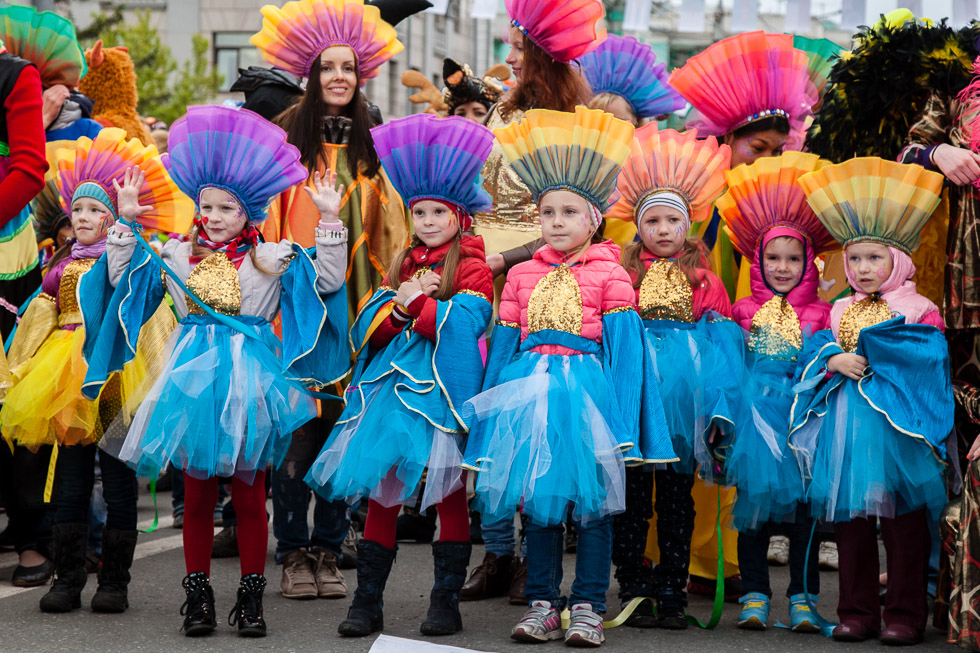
[601,265,637,313]
[368,297,405,349]
[899,92,952,173]
[0,65,46,228]
[313,223,349,294]
[601,307,645,449]
[500,238,546,272]
[413,259,493,341]
[919,310,945,331]
[694,271,732,318]
[106,227,137,287]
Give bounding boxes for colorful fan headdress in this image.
[797,157,945,254]
[56,127,191,233]
[505,0,606,64]
[251,0,403,81]
[792,35,843,112]
[33,178,69,244]
[493,106,634,214]
[669,32,817,140]
[371,114,493,233]
[606,124,730,228]
[163,106,308,225]
[716,152,837,260]
[0,4,86,87]
[580,35,685,120]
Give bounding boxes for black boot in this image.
[420,541,471,636]
[180,572,217,637]
[91,530,138,613]
[337,540,397,637]
[39,523,88,613]
[228,574,267,637]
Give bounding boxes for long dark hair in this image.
[728,115,790,139]
[499,35,592,116]
[277,57,381,180]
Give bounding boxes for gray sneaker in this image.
[280,549,317,600]
[565,603,604,647]
[511,601,562,643]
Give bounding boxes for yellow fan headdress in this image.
[492,106,635,213]
[797,157,944,254]
[717,152,838,259]
[606,124,730,227]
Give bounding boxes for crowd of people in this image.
[0,0,978,649]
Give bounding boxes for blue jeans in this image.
[482,514,517,557]
[272,415,350,564]
[525,515,612,612]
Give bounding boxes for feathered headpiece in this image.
[371,114,493,232]
[798,157,944,254]
[163,106,308,225]
[791,35,843,112]
[580,35,686,120]
[606,124,730,226]
[251,0,403,81]
[717,152,837,260]
[669,31,817,140]
[493,106,634,212]
[442,58,504,113]
[56,127,191,232]
[33,178,70,244]
[505,0,606,64]
[0,4,86,87]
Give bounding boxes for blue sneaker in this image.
[789,593,820,633]
[737,592,769,630]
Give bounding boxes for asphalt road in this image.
[0,490,957,652]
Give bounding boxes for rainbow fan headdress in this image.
[792,35,843,111]
[797,157,945,254]
[505,0,606,64]
[163,106,308,225]
[716,152,837,260]
[0,4,86,87]
[580,35,686,120]
[606,124,730,226]
[251,0,402,81]
[669,32,817,139]
[33,178,69,245]
[371,114,493,232]
[56,128,192,233]
[493,106,634,212]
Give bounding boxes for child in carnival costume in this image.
[716,152,838,632]
[605,124,740,629]
[306,113,495,638]
[792,157,953,645]
[463,106,673,647]
[79,105,351,638]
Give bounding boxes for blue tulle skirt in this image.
[305,370,464,510]
[462,351,632,527]
[105,314,315,481]
[727,357,805,531]
[794,379,947,523]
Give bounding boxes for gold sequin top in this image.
[638,259,694,323]
[58,258,97,326]
[749,296,803,358]
[472,105,539,233]
[838,295,892,353]
[527,264,584,335]
[185,253,242,316]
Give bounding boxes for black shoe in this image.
[657,590,688,630]
[211,526,238,558]
[13,558,54,588]
[91,530,138,613]
[395,509,436,544]
[622,598,658,628]
[338,540,397,637]
[39,524,88,612]
[565,521,578,554]
[180,572,217,637]
[420,541,471,636]
[228,574,267,638]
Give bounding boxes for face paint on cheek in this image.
[97,212,113,234]
[875,266,888,280]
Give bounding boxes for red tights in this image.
[363,480,470,550]
[183,470,267,576]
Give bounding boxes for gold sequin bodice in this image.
[838,295,892,353]
[527,264,583,335]
[58,258,96,325]
[185,253,242,316]
[638,259,694,323]
[749,296,803,358]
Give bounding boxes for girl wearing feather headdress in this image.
[79,106,350,637]
[0,127,187,616]
[716,152,837,633]
[792,158,952,645]
[305,113,494,638]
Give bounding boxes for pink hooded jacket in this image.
[499,240,636,355]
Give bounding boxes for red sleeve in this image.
[919,310,945,332]
[0,65,46,228]
[413,258,493,341]
[693,271,732,319]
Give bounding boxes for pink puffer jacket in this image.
[499,240,636,355]
[731,248,831,336]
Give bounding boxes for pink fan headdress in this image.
[505,0,606,64]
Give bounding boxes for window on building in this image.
[214,32,264,92]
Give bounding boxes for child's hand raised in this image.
[305,169,344,223]
[111,167,152,224]
[827,353,869,381]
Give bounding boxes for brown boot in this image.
[460,552,513,601]
[508,558,527,605]
[279,549,317,600]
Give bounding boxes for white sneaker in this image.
[819,540,839,571]
[511,601,562,643]
[564,604,604,647]
[767,535,790,566]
